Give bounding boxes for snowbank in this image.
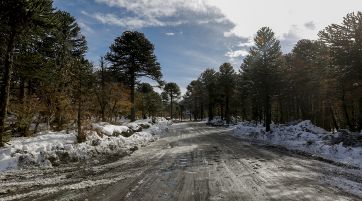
[232,120,362,168]
[206,116,240,126]
[92,123,130,136]
[0,118,171,172]
[207,116,238,126]
[208,117,226,126]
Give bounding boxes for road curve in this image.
[1,122,361,201]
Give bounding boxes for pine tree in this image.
[73,59,93,143]
[137,83,153,119]
[144,91,162,118]
[99,57,107,121]
[106,31,162,122]
[319,12,362,131]
[287,39,329,125]
[185,80,204,120]
[243,27,283,131]
[164,82,181,120]
[0,0,53,146]
[218,63,236,124]
[161,91,169,117]
[199,69,217,121]
[49,11,87,131]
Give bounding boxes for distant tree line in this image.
[0,0,180,146]
[183,12,362,132]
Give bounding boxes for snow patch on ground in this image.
[91,123,130,136]
[0,118,171,172]
[326,176,362,198]
[2,176,128,201]
[232,120,362,168]
[207,116,238,126]
[208,117,226,126]
[232,120,362,198]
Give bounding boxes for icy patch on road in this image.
[168,144,198,154]
[0,118,171,172]
[326,177,362,198]
[232,121,362,168]
[2,176,128,201]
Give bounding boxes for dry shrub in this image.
[10,95,42,137]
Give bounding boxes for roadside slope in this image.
[0,123,361,201]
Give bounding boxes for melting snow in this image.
[0,118,171,172]
[232,120,362,168]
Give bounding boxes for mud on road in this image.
[1,122,361,201]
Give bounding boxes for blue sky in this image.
[53,0,361,93]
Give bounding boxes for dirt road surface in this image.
[1,122,361,201]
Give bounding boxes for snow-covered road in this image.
[0,122,361,200]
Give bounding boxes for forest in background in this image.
[0,0,361,147]
[183,12,362,133]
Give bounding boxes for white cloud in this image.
[90,0,362,70]
[224,31,237,37]
[304,21,316,30]
[93,0,362,54]
[78,22,94,34]
[92,13,164,28]
[95,0,211,18]
[206,0,362,41]
[80,10,89,15]
[165,32,175,36]
[93,0,226,29]
[238,38,254,48]
[279,25,302,52]
[225,49,248,58]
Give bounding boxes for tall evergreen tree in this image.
[319,12,362,131]
[137,83,153,119]
[144,91,162,118]
[287,40,329,125]
[96,57,108,121]
[200,69,217,121]
[185,80,204,120]
[243,27,283,131]
[106,31,162,122]
[164,82,181,120]
[48,11,87,131]
[218,63,236,124]
[0,0,53,146]
[73,58,93,143]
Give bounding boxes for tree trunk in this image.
[142,95,146,119]
[208,100,213,121]
[170,95,173,120]
[193,111,197,121]
[265,95,271,132]
[358,97,362,131]
[100,57,106,121]
[19,77,26,103]
[330,103,339,131]
[225,96,230,124]
[101,103,106,122]
[77,92,83,143]
[77,69,85,143]
[200,102,204,120]
[279,98,284,123]
[341,90,354,131]
[0,28,16,147]
[130,72,136,122]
